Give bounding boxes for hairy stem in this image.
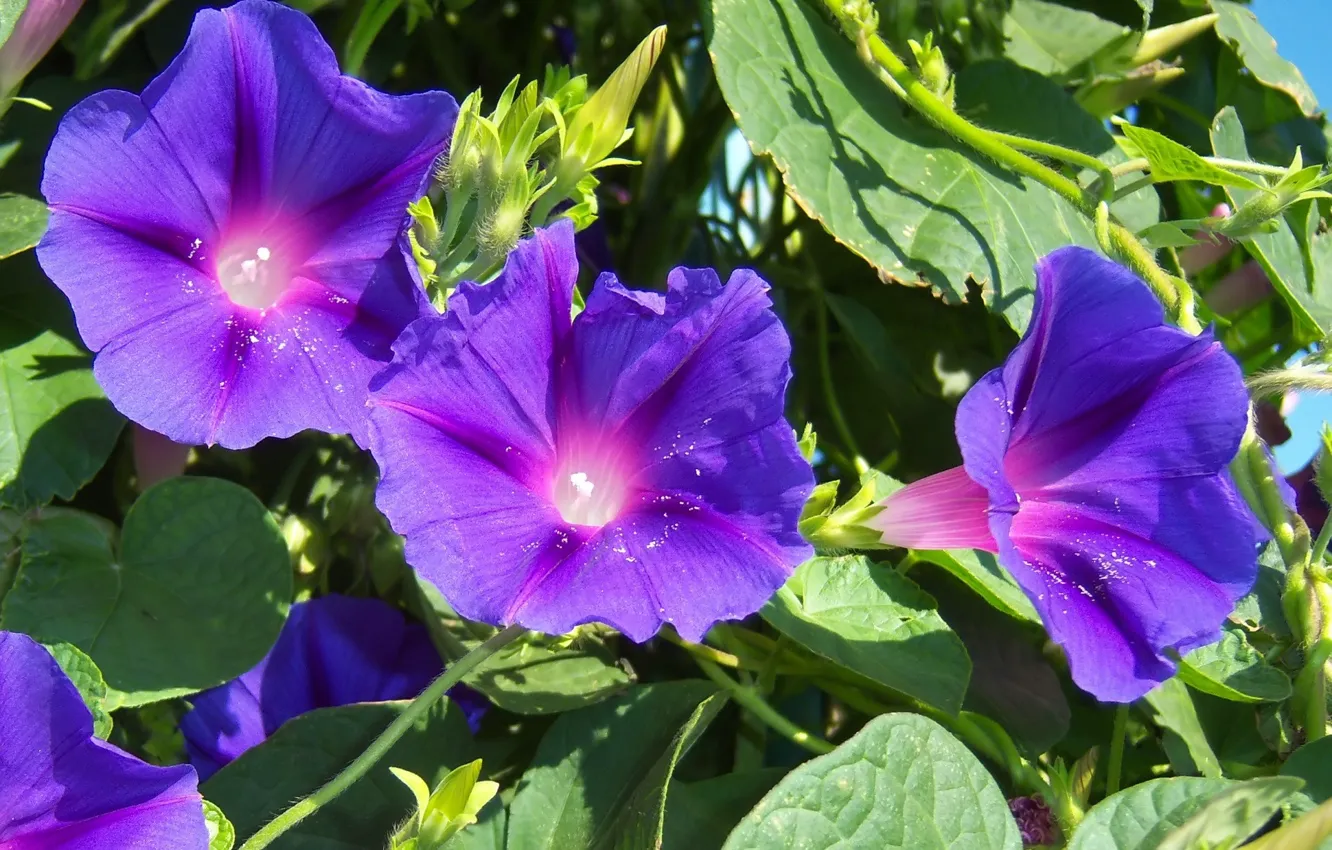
[693,657,835,755]
[239,625,526,850]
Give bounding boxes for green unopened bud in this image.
[479,176,530,259]
[835,0,878,40]
[1076,63,1185,119]
[542,64,587,112]
[390,761,499,850]
[443,91,487,194]
[1209,149,1332,239]
[907,33,953,107]
[1130,13,1219,66]
[563,25,666,169]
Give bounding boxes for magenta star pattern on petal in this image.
[36,0,456,449]
[367,221,814,643]
[870,248,1258,702]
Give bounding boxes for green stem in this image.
[1105,704,1129,797]
[1313,517,1332,566]
[693,657,835,755]
[1113,175,1156,203]
[238,624,527,850]
[1296,637,1332,743]
[342,0,403,76]
[1109,156,1290,181]
[988,130,1115,203]
[824,0,1200,333]
[814,291,866,473]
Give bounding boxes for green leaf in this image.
[1,477,292,706]
[952,58,1159,234]
[661,770,786,850]
[708,0,1103,332]
[1118,123,1263,189]
[1282,738,1332,804]
[1002,0,1134,78]
[722,714,1021,849]
[596,692,729,849]
[1068,777,1234,849]
[1157,776,1304,850]
[1213,1,1319,118]
[466,640,634,715]
[0,263,124,509]
[0,194,47,259]
[1231,542,1289,638]
[1177,626,1291,703]
[915,570,1067,754]
[762,555,970,713]
[1244,796,1332,850]
[1142,678,1222,778]
[414,575,634,714]
[506,681,718,850]
[204,800,236,850]
[44,641,111,739]
[206,699,476,849]
[914,548,1040,624]
[1211,107,1329,339]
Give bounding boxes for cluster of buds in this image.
[388,760,499,849]
[1203,149,1332,240]
[410,26,666,307]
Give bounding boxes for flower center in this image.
[216,242,292,309]
[553,463,629,527]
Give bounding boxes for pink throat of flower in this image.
[215,235,296,310]
[870,465,999,552]
[550,434,636,528]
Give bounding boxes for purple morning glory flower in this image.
[0,631,208,849]
[181,595,483,781]
[367,221,814,643]
[36,0,457,449]
[871,248,1257,702]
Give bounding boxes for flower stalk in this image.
[238,624,526,850]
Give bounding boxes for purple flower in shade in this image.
[870,248,1257,702]
[181,595,485,781]
[367,221,814,643]
[36,0,457,449]
[0,631,208,849]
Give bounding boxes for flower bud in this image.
[908,33,953,107]
[0,0,84,97]
[389,761,499,850]
[563,25,665,170]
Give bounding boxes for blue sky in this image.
[1251,0,1332,472]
